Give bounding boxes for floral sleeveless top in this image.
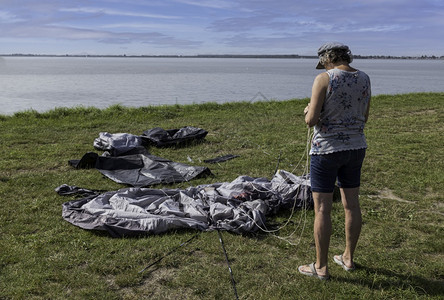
[310,68,371,155]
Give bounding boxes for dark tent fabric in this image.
[69,149,212,187]
[68,130,212,187]
[56,184,100,197]
[92,127,208,153]
[60,170,313,237]
[141,126,208,147]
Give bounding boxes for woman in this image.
[298,42,371,280]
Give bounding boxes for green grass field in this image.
[0,92,443,299]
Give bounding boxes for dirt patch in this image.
[410,109,436,115]
[425,187,441,200]
[115,267,195,300]
[369,188,415,204]
[435,202,444,209]
[429,202,444,217]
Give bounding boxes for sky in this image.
[0,0,443,57]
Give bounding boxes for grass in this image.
[0,92,443,299]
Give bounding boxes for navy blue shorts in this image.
[310,149,366,193]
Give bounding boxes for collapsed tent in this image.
[141,126,208,147]
[91,126,208,154]
[69,130,212,187]
[59,170,313,237]
[69,148,212,187]
[93,132,145,156]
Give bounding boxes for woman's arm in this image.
[305,72,329,127]
[365,96,371,123]
[364,79,371,123]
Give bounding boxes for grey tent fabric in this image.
[93,127,208,154]
[93,132,145,156]
[60,170,312,237]
[69,131,212,187]
[69,149,212,187]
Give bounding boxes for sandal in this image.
[298,262,330,281]
[333,255,355,271]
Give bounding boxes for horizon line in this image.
[1,53,443,59]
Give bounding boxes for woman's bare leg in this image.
[313,191,333,276]
[340,187,361,268]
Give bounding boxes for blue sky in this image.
[0,0,443,56]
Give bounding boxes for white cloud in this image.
[0,0,442,55]
[60,7,181,19]
[173,0,235,9]
[354,25,411,33]
[101,22,202,33]
[0,10,24,23]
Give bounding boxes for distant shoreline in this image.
[1,54,443,60]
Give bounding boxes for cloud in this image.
[202,0,444,55]
[0,2,202,49]
[60,7,181,19]
[173,0,235,9]
[208,13,331,34]
[0,10,25,23]
[0,22,201,48]
[101,22,202,34]
[0,0,442,55]
[223,33,301,49]
[354,25,411,33]
[206,0,441,36]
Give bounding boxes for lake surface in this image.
[0,57,443,115]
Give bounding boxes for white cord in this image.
[236,126,312,246]
[271,126,312,246]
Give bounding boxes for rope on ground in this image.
[138,234,199,274]
[217,229,239,300]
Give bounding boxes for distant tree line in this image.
[1,53,443,59]
[353,55,444,60]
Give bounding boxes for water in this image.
[0,56,443,115]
